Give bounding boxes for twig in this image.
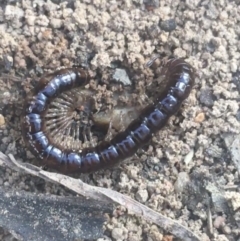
[0,152,202,241]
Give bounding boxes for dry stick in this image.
[0,152,201,241]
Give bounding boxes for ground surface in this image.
[0,0,240,241]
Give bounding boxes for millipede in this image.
[21,57,195,174]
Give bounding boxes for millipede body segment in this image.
[22,58,195,173]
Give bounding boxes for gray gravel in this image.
[0,0,240,240]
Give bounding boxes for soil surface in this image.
[0,0,239,241]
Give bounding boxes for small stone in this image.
[194,112,205,123]
[199,88,215,107]
[0,114,5,126]
[184,150,194,165]
[143,0,160,10]
[225,191,240,211]
[4,5,24,21]
[113,69,131,85]
[206,1,219,19]
[111,227,124,240]
[174,172,190,193]
[213,216,225,229]
[159,19,176,32]
[232,71,240,93]
[135,189,148,203]
[221,225,231,235]
[3,55,13,71]
[206,39,217,53]
[50,18,63,29]
[236,110,240,122]
[205,145,223,158]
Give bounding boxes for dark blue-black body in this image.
[22,58,195,173]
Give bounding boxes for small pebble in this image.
[206,39,217,53]
[213,216,225,229]
[199,88,215,107]
[174,172,190,193]
[184,149,194,165]
[221,225,231,235]
[0,114,5,126]
[236,109,240,122]
[3,55,13,71]
[232,71,240,92]
[135,189,149,203]
[143,0,160,10]
[159,19,176,32]
[111,227,124,240]
[205,145,223,158]
[194,112,205,123]
[113,69,131,85]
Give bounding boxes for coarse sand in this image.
[0,1,240,240]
